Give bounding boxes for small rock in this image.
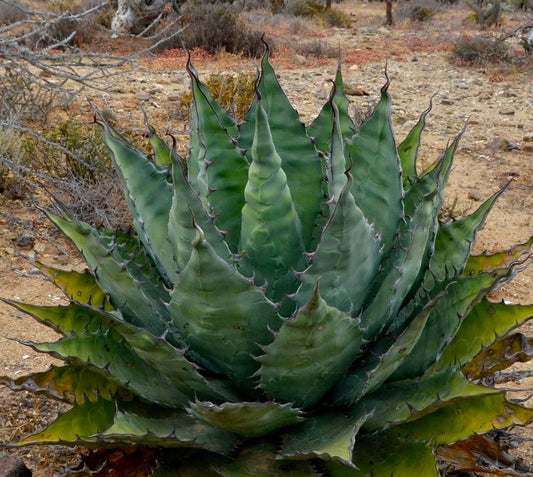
[468,191,482,201]
[136,94,151,101]
[499,109,515,115]
[0,452,32,477]
[293,54,307,66]
[504,139,519,151]
[344,82,368,96]
[523,133,533,142]
[14,231,35,250]
[441,99,454,106]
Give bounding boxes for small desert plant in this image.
[451,34,510,63]
[407,5,435,22]
[178,71,256,122]
[295,38,338,58]
[466,0,503,29]
[0,67,72,125]
[1,48,532,476]
[157,1,266,57]
[284,0,351,27]
[0,119,132,228]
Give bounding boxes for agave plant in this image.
[2,50,533,476]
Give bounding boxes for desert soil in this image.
[0,1,532,475]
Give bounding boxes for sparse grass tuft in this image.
[177,72,256,122]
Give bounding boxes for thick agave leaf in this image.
[296,173,381,316]
[326,100,349,204]
[258,286,363,408]
[221,442,317,477]
[100,401,240,454]
[464,235,533,275]
[392,180,501,336]
[307,59,355,153]
[345,78,403,256]
[397,132,460,313]
[424,189,500,283]
[34,261,112,310]
[6,300,108,335]
[361,189,441,339]
[11,300,235,403]
[0,364,125,405]
[188,401,301,438]
[391,268,516,380]
[239,99,306,303]
[280,411,369,467]
[169,230,282,390]
[99,118,178,283]
[17,399,116,446]
[188,64,249,252]
[329,291,444,406]
[383,393,533,446]
[352,370,497,433]
[397,97,433,188]
[168,149,232,271]
[238,51,323,251]
[45,213,171,337]
[463,332,533,380]
[325,439,438,477]
[27,328,194,407]
[144,115,173,167]
[433,300,533,373]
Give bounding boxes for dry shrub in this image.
[178,72,256,122]
[22,1,113,50]
[156,1,267,57]
[283,0,351,27]
[0,68,72,125]
[0,2,27,25]
[451,35,510,64]
[296,39,338,58]
[0,120,132,229]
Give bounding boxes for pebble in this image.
[0,452,32,477]
[441,99,454,105]
[499,109,515,115]
[344,82,368,96]
[504,139,519,151]
[14,231,35,250]
[468,191,482,201]
[294,54,307,66]
[523,133,533,142]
